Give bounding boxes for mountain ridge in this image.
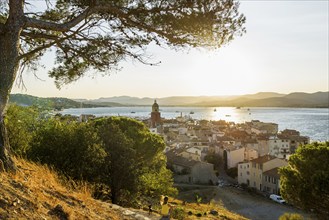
[10,91,329,108]
[77,91,328,107]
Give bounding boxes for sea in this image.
[61,107,329,142]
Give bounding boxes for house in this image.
[262,167,281,195]
[244,147,258,161]
[247,120,278,135]
[279,129,309,153]
[222,146,245,169]
[179,147,201,161]
[256,135,271,156]
[269,136,290,159]
[238,155,288,191]
[166,151,217,185]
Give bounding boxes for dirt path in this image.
[214,186,315,220]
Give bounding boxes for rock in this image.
[209,210,219,216]
[0,198,9,207]
[48,204,69,220]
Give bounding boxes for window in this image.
[247,171,250,175]
[247,164,249,168]
[265,176,268,182]
[240,165,242,169]
[260,164,263,170]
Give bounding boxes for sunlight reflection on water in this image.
[61,107,329,142]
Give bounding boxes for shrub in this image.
[171,207,185,220]
[279,213,304,220]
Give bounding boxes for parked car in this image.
[270,194,286,204]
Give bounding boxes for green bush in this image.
[171,207,185,220]
[279,213,304,220]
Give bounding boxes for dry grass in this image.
[167,197,247,220]
[0,157,126,219]
[0,158,248,220]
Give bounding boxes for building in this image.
[247,120,278,135]
[269,136,290,159]
[166,151,217,184]
[150,100,161,128]
[262,167,281,195]
[222,146,245,169]
[279,129,309,153]
[238,155,288,191]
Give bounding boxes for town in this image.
[144,100,309,195]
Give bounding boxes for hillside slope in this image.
[0,158,247,220]
[0,158,158,220]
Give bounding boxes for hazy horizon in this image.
[12,1,329,99]
[11,90,329,100]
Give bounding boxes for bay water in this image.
[61,107,329,142]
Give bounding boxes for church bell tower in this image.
[151,100,161,128]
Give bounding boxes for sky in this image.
[12,1,329,99]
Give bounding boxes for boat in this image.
[214,108,217,112]
[131,111,136,113]
[190,111,194,114]
[236,107,241,109]
[225,114,231,117]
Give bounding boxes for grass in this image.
[167,197,247,220]
[0,157,124,219]
[0,157,248,220]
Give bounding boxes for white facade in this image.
[238,161,251,186]
[269,136,290,159]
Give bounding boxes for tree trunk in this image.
[0,0,24,172]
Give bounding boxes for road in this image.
[215,186,316,220]
[177,184,316,220]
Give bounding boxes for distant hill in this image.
[82,91,328,108]
[9,94,114,110]
[10,92,329,108]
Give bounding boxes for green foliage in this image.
[93,117,177,205]
[28,118,106,182]
[9,93,103,110]
[279,213,304,220]
[6,104,42,155]
[171,207,186,220]
[6,104,177,207]
[279,142,329,216]
[1,1,245,89]
[204,152,221,170]
[195,194,202,204]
